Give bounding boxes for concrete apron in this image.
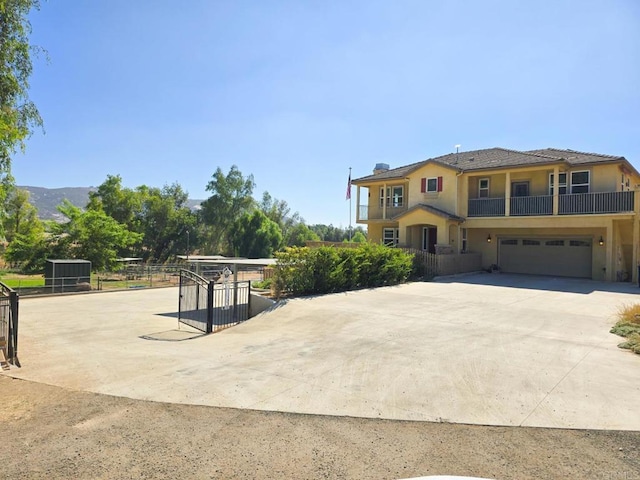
[4,275,640,431]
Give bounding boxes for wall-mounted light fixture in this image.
[487,234,492,243]
[599,236,604,246]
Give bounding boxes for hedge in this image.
[272,243,413,297]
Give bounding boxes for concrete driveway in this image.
[5,274,640,430]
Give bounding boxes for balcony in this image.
[358,204,407,221]
[468,191,635,217]
[559,191,635,215]
[510,195,553,216]
[467,198,505,217]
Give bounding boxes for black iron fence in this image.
[0,281,19,368]
[178,269,251,334]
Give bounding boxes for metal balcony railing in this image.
[559,191,635,215]
[467,198,505,217]
[510,195,553,216]
[358,204,407,220]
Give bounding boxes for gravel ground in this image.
[1,376,638,479]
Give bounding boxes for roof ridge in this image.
[496,147,563,161]
[537,148,622,160]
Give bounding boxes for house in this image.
[352,147,640,283]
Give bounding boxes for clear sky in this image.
[14,0,640,226]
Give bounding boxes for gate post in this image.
[8,291,18,366]
[206,281,214,334]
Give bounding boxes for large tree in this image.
[51,200,142,271]
[230,210,282,258]
[0,0,42,180]
[200,166,255,255]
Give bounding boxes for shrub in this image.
[273,244,413,298]
[610,304,640,355]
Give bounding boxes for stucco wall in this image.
[407,163,459,213]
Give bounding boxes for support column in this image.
[605,220,614,282]
[505,172,511,217]
[382,183,387,220]
[356,186,361,221]
[632,217,639,284]
[552,166,560,215]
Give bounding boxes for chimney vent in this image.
[374,163,390,175]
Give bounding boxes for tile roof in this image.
[394,203,465,223]
[353,147,629,183]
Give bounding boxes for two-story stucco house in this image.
[352,147,640,283]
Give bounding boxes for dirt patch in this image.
[1,376,638,479]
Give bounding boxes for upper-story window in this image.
[380,186,404,208]
[478,178,490,198]
[570,171,590,194]
[549,172,568,195]
[420,176,443,193]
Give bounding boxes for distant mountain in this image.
[19,186,96,221]
[19,186,204,221]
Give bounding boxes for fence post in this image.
[207,281,214,334]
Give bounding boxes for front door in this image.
[422,227,437,254]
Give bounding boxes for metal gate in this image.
[0,282,19,368]
[178,270,251,334]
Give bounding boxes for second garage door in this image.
[498,238,592,278]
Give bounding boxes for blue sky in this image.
[15,0,640,225]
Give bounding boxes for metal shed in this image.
[45,259,92,291]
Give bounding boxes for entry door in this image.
[422,227,437,254]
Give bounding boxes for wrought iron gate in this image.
[178,270,251,333]
[0,282,19,368]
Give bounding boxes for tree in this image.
[136,183,196,262]
[87,174,142,230]
[3,185,41,242]
[0,0,43,176]
[286,222,320,247]
[200,166,255,254]
[230,210,282,258]
[51,200,142,271]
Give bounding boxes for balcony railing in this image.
[510,195,553,216]
[358,204,407,221]
[469,191,635,217]
[468,198,505,217]
[559,191,635,215]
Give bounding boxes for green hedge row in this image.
[272,244,414,297]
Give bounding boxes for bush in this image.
[273,244,413,298]
[610,304,640,355]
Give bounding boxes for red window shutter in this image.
[437,176,443,192]
[421,178,426,193]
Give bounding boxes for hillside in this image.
[19,186,203,221]
[19,186,96,221]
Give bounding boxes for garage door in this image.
[498,238,592,278]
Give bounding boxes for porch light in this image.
[487,234,492,243]
[599,236,604,246]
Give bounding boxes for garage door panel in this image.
[499,238,592,278]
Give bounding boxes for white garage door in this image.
[499,238,592,278]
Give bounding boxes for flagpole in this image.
[348,167,352,242]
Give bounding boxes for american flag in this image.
[346,172,351,200]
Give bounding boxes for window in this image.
[501,239,518,245]
[379,186,404,208]
[570,171,590,194]
[478,178,490,198]
[570,240,591,247]
[522,239,540,246]
[511,181,530,197]
[421,176,443,193]
[545,240,565,246]
[383,228,399,246]
[549,172,567,195]
[461,228,467,252]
